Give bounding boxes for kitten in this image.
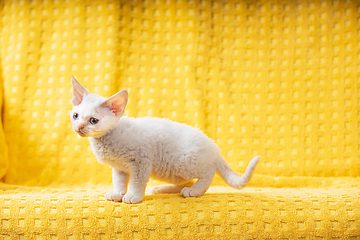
[70,76,260,204]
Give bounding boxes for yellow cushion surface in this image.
[0,0,359,238]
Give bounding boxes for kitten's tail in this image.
[216,156,260,189]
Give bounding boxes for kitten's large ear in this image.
[71,76,89,106]
[101,89,128,116]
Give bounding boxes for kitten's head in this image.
[70,76,128,138]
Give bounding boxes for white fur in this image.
[70,77,260,204]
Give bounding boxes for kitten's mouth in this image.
[77,130,87,137]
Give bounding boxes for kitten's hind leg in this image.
[150,185,183,194]
[181,167,216,198]
[150,181,194,195]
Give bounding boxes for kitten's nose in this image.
[78,125,85,130]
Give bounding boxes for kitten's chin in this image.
[77,131,107,138]
[77,131,87,137]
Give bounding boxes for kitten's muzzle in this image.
[76,125,87,137]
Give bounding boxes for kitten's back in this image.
[131,116,219,152]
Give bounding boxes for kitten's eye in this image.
[73,113,79,120]
[90,118,99,125]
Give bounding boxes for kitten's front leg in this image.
[105,168,129,202]
[122,163,151,204]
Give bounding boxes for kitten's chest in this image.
[88,137,130,170]
[89,139,107,157]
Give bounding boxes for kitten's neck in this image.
[88,129,113,141]
[88,126,116,140]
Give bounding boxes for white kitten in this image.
[70,77,260,204]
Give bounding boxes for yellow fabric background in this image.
[2,0,360,187]
[0,71,8,179]
[0,0,359,239]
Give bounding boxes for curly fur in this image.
[70,77,260,204]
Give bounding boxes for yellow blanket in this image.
[0,0,359,238]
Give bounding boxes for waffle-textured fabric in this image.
[0,0,359,239]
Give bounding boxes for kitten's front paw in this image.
[105,191,125,202]
[181,187,204,198]
[122,192,144,204]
